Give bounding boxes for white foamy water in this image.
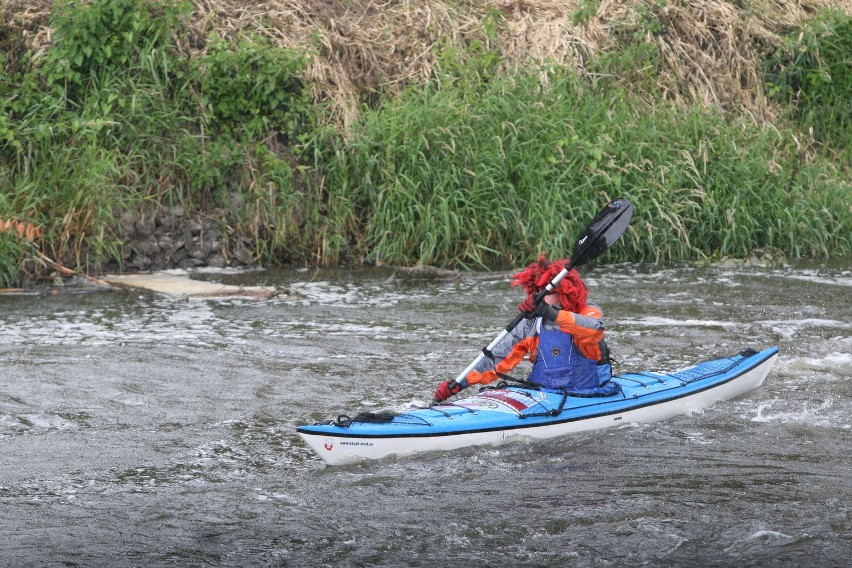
[769,269,852,287]
[749,398,847,428]
[1,262,850,567]
[620,316,740,329]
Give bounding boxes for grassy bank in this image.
[311,68,849,267]
[1,0,318,281]
[0,0,850,285]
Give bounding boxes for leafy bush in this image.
[42,0,188,98]
[198,36,312,139]
[765,10,852,164]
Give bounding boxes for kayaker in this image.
[433,256,613,402]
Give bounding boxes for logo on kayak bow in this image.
[323,439,334,451]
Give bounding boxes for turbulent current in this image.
[1,262,850,567]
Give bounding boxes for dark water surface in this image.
[1,263,850,567]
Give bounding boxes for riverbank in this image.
[1,1,850,286]
[2,247,826,301]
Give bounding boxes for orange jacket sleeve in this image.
[554,304,605,361]
[465,336,537,386]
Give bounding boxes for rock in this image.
[207,254,227,268]
[386,264,461,283]
[119,211,136,237]
[171,248,189,264]
[752,247,789,267]
[714,247,789,268]
[91,207,265,274]
[179,257,204,269]
[158,235,174,252]
[133,237,159,257]
[132,255,152,271]
[135,214,155,236]
[151,253,170,270]
[233,243,255,266]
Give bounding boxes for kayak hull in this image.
[297,347,778,465]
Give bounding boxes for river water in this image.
[1,262,849,567]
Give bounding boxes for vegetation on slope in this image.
[0,0,849,285]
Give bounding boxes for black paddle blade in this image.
[570,198,633,268]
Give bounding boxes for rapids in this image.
[1,262,849,566]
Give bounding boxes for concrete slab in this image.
[102,270,281,300]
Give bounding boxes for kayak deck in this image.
[297,347,779,465]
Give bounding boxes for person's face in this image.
[544,292,562,308]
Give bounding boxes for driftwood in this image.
[386,264,462,283]
[36,252,114,288]
[100,272,288,300]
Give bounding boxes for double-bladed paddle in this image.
[445,197,634,392]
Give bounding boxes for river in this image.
[1,262,850,567]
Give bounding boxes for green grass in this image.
[1,1,850,285]
[0,233,33,288]
[310,67,851,267]
[764,9,852,165]
[0,0,317,282]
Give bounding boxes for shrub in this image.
[764,10,852,164]
[310,64,850,267]
[198,36,312,139]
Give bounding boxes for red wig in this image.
[511,255,588,313]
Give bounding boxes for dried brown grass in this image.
[3,0,850,130]
[581,0,851,120]
[0,217,43,240]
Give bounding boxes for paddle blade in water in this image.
[570,198,633,267]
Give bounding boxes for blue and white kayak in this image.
[297,347,779,465]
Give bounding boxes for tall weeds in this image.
[764,9,852,164]
[1,0,850,284]
[312,60,850,267]
[0,0,316,282]
[0,234,28,288]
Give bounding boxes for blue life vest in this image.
[527,323,603,391]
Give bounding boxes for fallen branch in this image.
[35,252,114,288]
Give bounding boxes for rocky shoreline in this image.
[108,206,258,273]
[3,206,262,294]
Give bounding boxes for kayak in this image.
[297,346,778,465]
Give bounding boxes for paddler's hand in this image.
[518,294,560,321]
[433,380,462,403]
